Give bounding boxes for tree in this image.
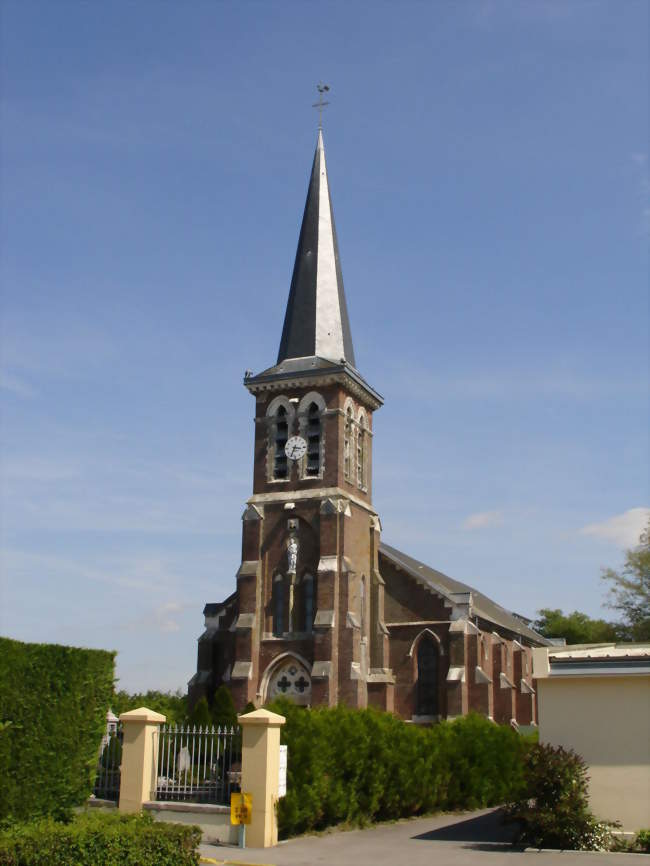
[189,696,212,728]
[110,689,188,725]
[533,609,621,645]
[601,519,650,641]
[211,685,237,729]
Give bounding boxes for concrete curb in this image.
[523,849,648,857]
[200,859,276,866]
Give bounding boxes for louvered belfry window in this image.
[357,426,365,488]
[273,406,289,479]
[344,406,353,481]
[306,402,321,476]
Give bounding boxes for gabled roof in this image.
[277,130,355,368]
[379,542,550,645]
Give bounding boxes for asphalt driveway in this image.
[200,808,643,866]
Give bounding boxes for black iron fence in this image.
[92,725,123,803]
[155,724,241,805]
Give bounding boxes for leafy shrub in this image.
[636,830,650,853]
[506,743,617,850]
[0,811,200,866]
[0,637,115,824]
[268,701,529,838]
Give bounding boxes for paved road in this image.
[200,808,641,866]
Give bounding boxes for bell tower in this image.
[194,129,395,712]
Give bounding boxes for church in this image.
[189,127,549,726]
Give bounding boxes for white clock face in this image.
[285,436,307,461]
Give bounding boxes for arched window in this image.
[265,656,312,706]
[306,402,321,476]
[273,406,289,480]
[273,576,284,636]
[357,425,366,489]
[303,574,314,633]
[416,638,439,716]
[344,405,353,482]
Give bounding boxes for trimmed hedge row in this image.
[0,637,115,823]
[0,811,201,866]
[270,701,530,838]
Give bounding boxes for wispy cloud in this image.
[0,370,37,398]
[116,598,190,634]
[1,449,245,535]
[1,548,182,594]
[153,601,186,633]
[579,507,650,548]
[1,456,82,482]
[2,312,117,380]
[462,510,504,530]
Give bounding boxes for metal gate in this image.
[155,724,241,805]
[92,725,123,803]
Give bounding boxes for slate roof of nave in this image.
[379,542,551,645]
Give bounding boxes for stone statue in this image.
[287,536,298,573]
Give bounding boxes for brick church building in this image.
[189,129,549,725]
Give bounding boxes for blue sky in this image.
[1,0,647,692]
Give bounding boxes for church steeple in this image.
[277,131,356,368]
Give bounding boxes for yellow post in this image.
[238,707,286,848]
[118,706,166,813]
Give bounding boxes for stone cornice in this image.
[248,486,378,516]
[246,367,383,411]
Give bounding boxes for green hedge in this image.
[0,811,201,866]
[270,701,529,837]
[0,637,115,823]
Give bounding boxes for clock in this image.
[285,436,307,461]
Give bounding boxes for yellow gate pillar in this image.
[238,707,286,848]
[118,707,166,813]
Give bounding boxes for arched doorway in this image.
[265,656,312,706]
[416,638,439,717]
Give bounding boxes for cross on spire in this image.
[312,82,330,129]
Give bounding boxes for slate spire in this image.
[277,130,356,367]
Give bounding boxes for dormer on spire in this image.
[277,130,356,368]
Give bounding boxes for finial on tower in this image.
[312,82,330,130]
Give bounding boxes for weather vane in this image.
[312,83,330,129]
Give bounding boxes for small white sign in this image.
[278,745,287,798]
